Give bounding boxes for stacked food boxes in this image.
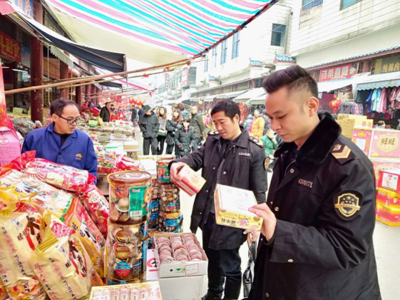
[376,169,400,226]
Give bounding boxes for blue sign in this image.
[13,0,34,18]
[21,45,30,68]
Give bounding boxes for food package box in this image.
[337,114,367,121]
[154,232,208,278]
[370,158,400,187]
[352,127,373,156]
[378,169,400,192]
[0,127,21,167]
[337,118,373,139]
[171,165,206,196]
[158,276,207,300]
[369,129,400,158]
[376,200,400,227]
[376,188,400,207]
[214,184,262,231]
[89,282,162,300]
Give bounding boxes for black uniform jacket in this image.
[250,113,381,300]
[139,112,159,139]
[171,129,267,250]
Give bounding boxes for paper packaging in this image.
[376,187,400,207]
[352,127,373,156]
[89,282,162,300]
[214,184,262,231]
[369,129,400,158]
[337,118,373,139]
[378,169,400,192]
[154,232,208,278]
[0,127,21,167]
[376,201,400,227]
[370,158,400,187]
[171,165,206,196]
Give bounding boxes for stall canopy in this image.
[356,71,400,90]
[40,0,276,64]
[234,87,265,102]
[317,79,353,93]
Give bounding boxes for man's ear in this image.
[306,97,320,116]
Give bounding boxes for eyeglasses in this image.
[57,114,81,124]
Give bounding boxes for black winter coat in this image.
[139,112,159,139]
[250,113,381,300]
[171,130,267,250]
[131,108,137,122]
[190,113,204,139]
[99,107,110,122]
[174,125,195,156]
[165,119,178,145]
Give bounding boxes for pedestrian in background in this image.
[261,109,271,135]
[157,107,168,155]
[251,109,265,140]
[243,114,253,132]
[174,116,195,158]
[190,106,205,150]
[178,103,190,120]
[166,110,181,154]
[260,128,278,173]
[131,105,138,126]
[99,102,111,123]
[138,105,144,120]
[204,108,215,137]
[139,105,159,155]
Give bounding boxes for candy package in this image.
[0,204,46,300]
[22,158,94,192]
[116,156,141,172]
[78,185,109,236]
[61,198,106,278]
[30,216,103,300]
[0,283,8,300]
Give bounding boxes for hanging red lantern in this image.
[329,99,342,114]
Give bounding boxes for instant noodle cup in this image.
[78,185,109,236]
[61,198,106,278]
[30,216,103,300]
[23,158,92,192]
[108,171,152,225]
[0,204,46,300]
[106,222,148,284]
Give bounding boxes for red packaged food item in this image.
[78,185,109,236]
[116,156,141,172]
[61,198,106,278]
[172,165,206,196]
[23,158,93,192]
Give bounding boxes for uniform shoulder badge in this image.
[331,142,355,164]
[249,136,264,148]
[334,191,362,221]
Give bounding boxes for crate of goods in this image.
[214,184,263,231]
[369,129,400,159]
[376,201,400,227]
[370,159,400,187]
[337,115,373,139]
[154,233,208,278]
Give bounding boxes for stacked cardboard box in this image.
[376,169,400,226]
[337,114,373,139]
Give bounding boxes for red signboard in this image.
[0,31,21,62]
[0,65,8,127]
[319,63,358,82]
[43,57,60,80]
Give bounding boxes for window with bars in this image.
[232,32,240,59]
[220,40,227,65]
[271,24,286,47]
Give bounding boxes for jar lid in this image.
[109,171,151,184]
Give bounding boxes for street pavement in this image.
[135,128,400,300]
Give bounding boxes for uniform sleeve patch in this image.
[334,191,362,221]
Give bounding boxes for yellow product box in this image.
[337,114,367,121]
[338,118,373,139]
[214,184,262,231]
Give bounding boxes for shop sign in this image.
[13,0,33,18]
[43,57,60,80]
[0,64,8,127]
[181,68,189,87]
[319,63,358,82]
[21,45,31,68]
[0,31,21,62]
[374,55,400,74]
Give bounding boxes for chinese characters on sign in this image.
[0,31,21,62]
[374,55,400,75]
[43,58,60,80]
[319,63,358,82]
[13,0,34,18]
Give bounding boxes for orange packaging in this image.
[376,187,400,207]
[61,198,106,278]
[376,200,400,227]
[172,165,206,196]
[0,203,46,300]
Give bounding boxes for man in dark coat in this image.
[99,102,111,122]
[131,105,137,125]
[139,105,159,155]
[174,116,196,158]
[190,106,205,150]
[249,65,381,300]
[169,100,267,300]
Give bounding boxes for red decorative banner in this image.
[319,63,358,82]
[0,65,9,127]
[0,31,21,62]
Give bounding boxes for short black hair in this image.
[50,99,79,116]
[377,120,385,126]
[262,65,318,98]
[211,100,240,120]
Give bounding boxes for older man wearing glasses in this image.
[22,99,97,178]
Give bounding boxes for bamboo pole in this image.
[4,57,191,95]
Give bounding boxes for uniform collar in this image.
[274,113,341,167]
[213,129,249,148]
[47,122,78,139]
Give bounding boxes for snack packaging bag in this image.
[0,283,9,300]
[30,216,103,300]
[22,158,94,192]
[0,169,74,218]
[78,185,109,236]
[0,203,46,300]
[61,198,106,278]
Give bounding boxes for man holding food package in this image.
[170,100,267,300]
[22,98,97,178]
[248,65,381,299]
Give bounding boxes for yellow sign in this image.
[377,135,398,153]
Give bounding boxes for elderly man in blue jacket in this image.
[22,99,98,178]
